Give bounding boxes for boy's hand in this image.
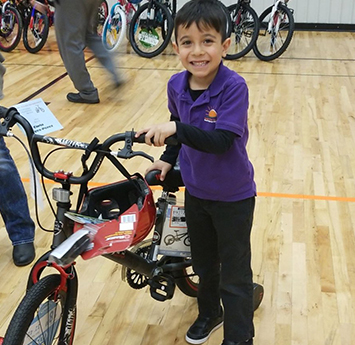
[135,122,176,146]
[146,160,172,181]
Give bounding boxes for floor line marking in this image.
[21,178,355,203]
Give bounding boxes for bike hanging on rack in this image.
[253,0,294,61]
[102,0,141,52]
[224,0,259,60]
[0,106,264,344]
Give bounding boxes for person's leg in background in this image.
[86,0,123,86]
[0,137,35,266]
[54,0,122,104]
[54,0,99,103]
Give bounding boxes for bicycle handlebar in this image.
[0,106,177,185]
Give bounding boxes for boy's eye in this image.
[181,40,191,45]
[204,39,214,44]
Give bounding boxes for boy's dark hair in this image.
[174,0,229,43]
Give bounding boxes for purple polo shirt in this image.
[167,62,256,202]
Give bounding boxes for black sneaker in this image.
[186,310,224,344]
[13,242,35,267]
[66,92,100,104]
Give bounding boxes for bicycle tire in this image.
[129,0,173,58]
[3,274,77,345]
[218,0,232,38]
[23,8,49,54]
[171,257,199,298]
[253,3,294,61]
[224,3,259,60]
[97,0,109,37]
[0,5,22,52]
[102,4,127,51]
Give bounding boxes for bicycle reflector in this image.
[73,175,156,259]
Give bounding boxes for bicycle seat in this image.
[145,166,184,193]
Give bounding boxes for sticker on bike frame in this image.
[138,28,159,47]
[24,300,62,345]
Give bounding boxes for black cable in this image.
[12,133,57,232]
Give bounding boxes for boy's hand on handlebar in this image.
[146,160,172,181]
[135,122,176,147]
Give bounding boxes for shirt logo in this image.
[204,107,217,123]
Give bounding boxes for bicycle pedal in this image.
[148,274,175,301]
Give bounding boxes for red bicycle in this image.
[0,106,263,344]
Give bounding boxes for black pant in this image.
[185,190,255,342]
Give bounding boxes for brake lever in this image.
[114,131,154,162]
[128,151,154,162]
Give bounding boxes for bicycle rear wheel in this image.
[224,3,259,60]
[3,274,77,345]
[102,4,127,51]
[0,5,22,52]
[23,8,49,54]
[253,3,294,61]
[171,257,199,298]
[129,0,173,58]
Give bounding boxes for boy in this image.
[136,0,256,344]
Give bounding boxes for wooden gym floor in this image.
[0,29,355,345]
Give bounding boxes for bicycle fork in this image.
[1,1,12,30]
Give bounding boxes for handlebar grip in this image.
[133,132,179,146]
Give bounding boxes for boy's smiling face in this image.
[173,22,231,90]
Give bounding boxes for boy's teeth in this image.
[193,61,206,66]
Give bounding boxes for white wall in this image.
[176,0,355,24]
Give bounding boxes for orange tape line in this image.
[21,178,355,203]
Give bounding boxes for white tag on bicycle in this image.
[13,98,63,136]
[29,159,44,209]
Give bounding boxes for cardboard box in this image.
[158,205,191,257]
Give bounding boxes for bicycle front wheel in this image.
[0,5,22,52]
[129,0,173,58]
[23,9,49,54]
[102,4,127,51]
[224,3,259,60]
[253,3,295,61]
[3,275,77,345]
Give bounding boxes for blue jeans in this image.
[0,137,35,245]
